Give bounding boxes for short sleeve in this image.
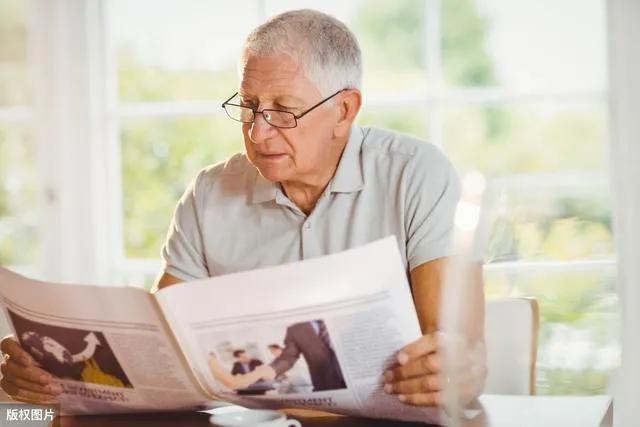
[161,172,209,281]
[404,146,461,271]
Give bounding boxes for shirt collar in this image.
[329,125,364,193]
[251,171,278,204]
[249,125,365,204]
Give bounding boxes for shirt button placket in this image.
[301,220,312,259]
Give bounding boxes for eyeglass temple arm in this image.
[295,89,347,119]
[221,92,239,108]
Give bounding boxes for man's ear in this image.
[333,90,362,138]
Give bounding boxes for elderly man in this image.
[0,9,485,409]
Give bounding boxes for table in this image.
[52,395,612,427]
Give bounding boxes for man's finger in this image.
[11,375,62,396]
[12,388,59,405]
[0,337,34,367]
[5,359,53,385]
[385,353,441,381]
[1,377,19,396]
[396,333,441,365]
[398,391,443,407]
[384,373,442,395]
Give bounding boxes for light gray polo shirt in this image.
[161,125,461,281]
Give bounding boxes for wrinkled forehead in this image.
[239,54,321,101]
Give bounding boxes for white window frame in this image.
[607,0,640,424]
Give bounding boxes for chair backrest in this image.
[484,297,539,395]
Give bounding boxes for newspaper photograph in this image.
[203,318,345,396]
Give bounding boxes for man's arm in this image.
[266,328,302,379]
[151,272,184,293]
[409,258,445,334]
[410,257,485,341]
[382,257,486,407]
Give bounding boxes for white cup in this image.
[209,409,301,427]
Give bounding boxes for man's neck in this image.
[281,137,348,215]
[281,178,331,215]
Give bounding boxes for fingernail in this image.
[383,370,393,381]
[383,383,392,394]
[398,394,407,402]
[39,374,50,384]
[397,352,409,365]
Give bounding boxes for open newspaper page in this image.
[155,236,444,424]
[0,267,211,415]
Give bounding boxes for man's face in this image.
[236,352,250,363]
[239,54,340,184]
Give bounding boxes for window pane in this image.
[111,0,260,102]
[358,106,429,140]
[0,124,40,266]
[483,184,613,262]
[118,266,160,291]
[485,268,619,395]
[0,0,31,106]
[121,116,244,258]
[444,102,608,176]
[265,0,429,99]
[443,0,607,91]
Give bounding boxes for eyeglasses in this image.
[221,89,346,129]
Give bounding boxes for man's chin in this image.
[257,166,289,184]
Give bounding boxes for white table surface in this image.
[470,394,612,427]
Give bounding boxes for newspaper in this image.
[0,237,443,423]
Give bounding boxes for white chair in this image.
[484,297,540,395]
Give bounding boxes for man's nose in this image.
[249,112,276,144]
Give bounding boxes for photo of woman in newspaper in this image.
[7,309,133,389]
[206,319,347,395]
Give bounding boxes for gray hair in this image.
[240,9,362,97]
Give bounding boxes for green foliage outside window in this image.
[0,0,31,106]
[0,1,38,266]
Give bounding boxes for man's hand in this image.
[383,332,486,407]
[0,336,63,404]
[253,365,277,381]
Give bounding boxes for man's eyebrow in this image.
[275,95,304,104]
[236,93,304,107]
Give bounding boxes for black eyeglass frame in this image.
[221,89,347,129]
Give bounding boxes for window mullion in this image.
[425,0,443,148]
